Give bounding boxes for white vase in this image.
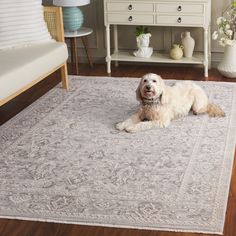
[217,41,236,78]
[181,31,195,58]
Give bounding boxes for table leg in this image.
[114,25,119,67]
[81,36,93,68]
[204,28,209,79]
[70,37,79,75]
[208,25,212,70]
[106,24,111,75]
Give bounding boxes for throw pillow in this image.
[0,0,53,50]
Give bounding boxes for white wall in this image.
[43,0,232,66]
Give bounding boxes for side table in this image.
[65,27,93,75]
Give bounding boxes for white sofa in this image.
[0,6,69,106]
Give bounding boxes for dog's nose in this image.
[145,85,151,90]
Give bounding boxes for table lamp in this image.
[53,0,90,32]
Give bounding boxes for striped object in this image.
[0,0,53,49]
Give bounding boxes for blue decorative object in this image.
[53,0,90,32]
[62,7,84,31]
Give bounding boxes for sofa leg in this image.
[60,63,69,90]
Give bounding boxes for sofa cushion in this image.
[0,42,68,100]
[0,0,53,49]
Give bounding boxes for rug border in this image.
[0,215,223,235]
[215,84,236,233]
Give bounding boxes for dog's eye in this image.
[143,79,147,82]
[153,80,157,83]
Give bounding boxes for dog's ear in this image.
[160,89,169,105]
[159,76,169,105]
[136,79,142,101]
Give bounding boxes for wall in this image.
[43,0,232,66]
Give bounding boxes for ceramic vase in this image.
[217,41,236,78]
[181,31,195,58]
[170,44,183,60]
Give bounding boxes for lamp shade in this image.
[53,0,90,7]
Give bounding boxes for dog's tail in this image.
[207,103,225,117]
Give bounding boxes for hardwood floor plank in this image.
[0,64,235,236]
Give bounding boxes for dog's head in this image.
[136,73,168,104]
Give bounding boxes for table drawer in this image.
[107,2,154,12]
[107,13,154,24]
[156,15,204,26]
[156,3,204,14]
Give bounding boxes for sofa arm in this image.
[43,6,65,43]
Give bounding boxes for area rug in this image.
[0,76,235,235]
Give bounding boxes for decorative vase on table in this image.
[170,44,183,60]
[217,40,236,78]
[181,31,195,58]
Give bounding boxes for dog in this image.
[116,73,225,133]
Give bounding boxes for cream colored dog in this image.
[116,73,225,133]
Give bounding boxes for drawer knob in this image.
[128,16,133,21]
[128,4,132,10]
[177,17,182,23]
[178,6,182,11]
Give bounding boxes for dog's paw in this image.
[125,125,138,133]
[158,121,169,128]
[158,122,166,128]
[116,122,126,131]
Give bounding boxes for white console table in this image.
[104,0,211,78]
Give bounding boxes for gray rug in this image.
[0,76,235,234]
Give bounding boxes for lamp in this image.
[53,0,90,32]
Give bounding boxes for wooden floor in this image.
[0,64,235,236]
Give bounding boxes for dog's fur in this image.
[116,73,225,133]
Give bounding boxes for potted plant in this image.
[212,1,236,78]
[133,26,153,58]
[135,26,150,37]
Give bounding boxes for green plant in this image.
[135,26,150,37]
